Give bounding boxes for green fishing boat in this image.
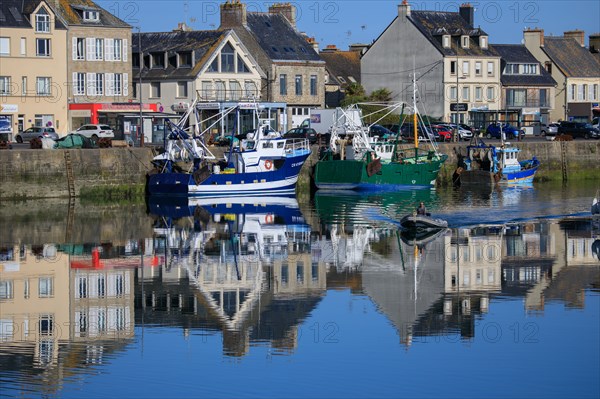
[313,95,447,191]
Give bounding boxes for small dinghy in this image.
[592,190,600,215]
[400,214,448,231]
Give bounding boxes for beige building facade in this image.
[0,1,68,139]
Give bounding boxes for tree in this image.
[346,82,366,97]
[369,88,392,102]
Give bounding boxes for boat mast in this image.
[413,57,419,150]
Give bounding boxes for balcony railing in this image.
[505,99,550,109]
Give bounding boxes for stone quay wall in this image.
[0,141,598,200]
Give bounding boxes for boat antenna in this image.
[226,107,240,165]
[412,56,418,150]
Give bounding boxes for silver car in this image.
[15,126,59,143]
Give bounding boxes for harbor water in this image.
[0,182,599,398]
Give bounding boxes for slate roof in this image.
[245,13,322,62]
[408,11,499,57]
[0,0,66,29]
[132,30,228,80]
[542,37,600,77]
[53,0,129,28]
[319,50,361,86]
[492,44,556,86]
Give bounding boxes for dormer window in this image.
[151,52,165,68]
[461,35,469,49]
[83,10,100,22]
[178,52,192,67]
[442,35,451,48]
[480,35,488,50]
[35,7,50,33]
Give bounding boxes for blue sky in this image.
[100,0,600,49]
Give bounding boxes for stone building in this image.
[218,0,326,129]
[361,2,502,127]
[524,29,600,123]
[319,44,364,108]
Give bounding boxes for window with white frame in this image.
[475,86,482,101]
[0,76,10,95]
[177,81,187,98]
[569,84,575,100]
[36,77,51,96]
[592,84,598,101]
[73,73,85,95]
[73,38,85,60]
[522,64,537,74]
[462,61,469,76]
[76,276,88,298]
[280,74,287,96]
[442,35,450,48]
[0,37,9,56]
[35,8,50,33]
[0,280,13,299]
[449,86,457,100]
[150,82,160,98]
[475,61,482,76]
[94,38,103,60]
[20,38,26,55]
[21,76,27,95]
[462,86,470,101]
[295,75,302,96]
[229,80,241,100]
[39,277,53,298]
[36,39,50,57]
[221,43,235,73]
[486,86,495,101]
[237,55,250,73]
[215,81,226,101]
[39,315,53,335]
[487,61,494,76]
[480,36,488,49]
[310,75,318,96]
[83,10,100,21]
[201,81,213,99]
[461,35,469,48]
[113,39,123,61]
[505,64,519,74]
[95,73,104,95]
[450,61,457,75]
[578,84,586,101]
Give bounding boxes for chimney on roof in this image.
[349,43,369,54]
[524,27,544,48]
[459,3,474,28]
[589,33,600,53]
[398,0,411,19]
[173,22,192,32]
[321,44,338,53]
[305,37,319,52]
[219,0,247,29]
[269,3,296,29]
[564,30,585,47]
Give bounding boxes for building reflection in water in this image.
[0,197,599,395]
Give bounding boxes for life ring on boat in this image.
[265,214,274,224]
[264,160,273,170]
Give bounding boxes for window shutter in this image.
[86,73,96,96]
[123,39,128,62]
[123,73,129,97]
[105,39,112,61]
[106,73,114,96]
[86,38,94,61]
[72,37,78,60]
[72,72,78,95]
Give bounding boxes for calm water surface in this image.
[1,182,599,398]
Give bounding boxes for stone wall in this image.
[0,148,155,199]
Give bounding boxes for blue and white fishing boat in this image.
[147,102,310,198]
[456,136,540,186]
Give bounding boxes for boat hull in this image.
[314,155,447,191]
[147,153,309,197]
[459,159,539,186]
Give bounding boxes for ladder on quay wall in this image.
[560,141,568,182]
[64,150,76,198]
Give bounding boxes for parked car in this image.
[71,124,115,142]
[485,123,524,140]
[431,125,452,141]
[284,127,319,144]
[437,124,472,140]
[369,124,395,139]
[15,126,59,143]
[557,121,600,139]
[592,117,599,130]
